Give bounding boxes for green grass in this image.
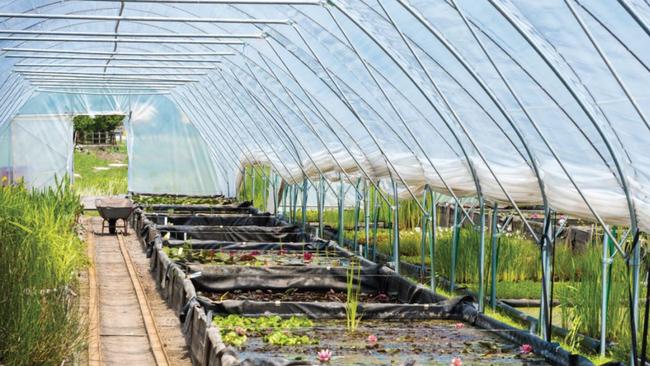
[73,145,128,196]
[0,179,87,365]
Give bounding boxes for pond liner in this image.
[145,213,283,227]
[186,265,443,305]
[136,206,595,366]
[458,302,593,366]
[141,203,258,215]
[155,224,308,242]
[196,295,467,320]
[163,239,334,252]
[335,232,607,356]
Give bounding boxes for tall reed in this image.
[0,179,87,365]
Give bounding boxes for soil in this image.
[201,289,398,303]
[238,319,550,365]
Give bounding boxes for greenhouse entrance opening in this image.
[72,113,129,197]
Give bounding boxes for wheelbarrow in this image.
[95,198,135,234]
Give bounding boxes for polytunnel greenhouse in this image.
[0,0,649,365]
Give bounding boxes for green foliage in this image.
[265,330,317,346]
[212,315,316,348]
[133,194,234,205]
[73,114,124,133]
[239,165,272,210]
[0,178,87,366]
[345,259,362,333]
[555,245,643,361]
[73,145,127,196]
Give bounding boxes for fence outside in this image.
[75,130,124,146]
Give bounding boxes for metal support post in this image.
[450,203,461,292]
[490,202,499,309]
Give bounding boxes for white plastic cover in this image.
[0,1,647,230]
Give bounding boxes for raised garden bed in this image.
[214,316,550,365]
[163,247,349,267]
[201,289,399,303]
[157,224,307,242]
[142,203,257,215]
[146,213,282,226]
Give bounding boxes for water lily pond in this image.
[227,317,550,365]
[163,247,349,267]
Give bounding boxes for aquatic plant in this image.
[454,323,464,330]
[520,344,533,354]
[0,178,87,365]
[345,259,362,333]
[449,357,462,366]
[317,349,332,363]
[366,334,378,348]
[213,315,316,348]
[265,330,316,346]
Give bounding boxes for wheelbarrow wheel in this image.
[108,219,117,234]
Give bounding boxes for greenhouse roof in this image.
[0,0,649,232]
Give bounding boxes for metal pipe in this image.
[478,197,486,312]
[0,29,263,38]
[450,203,460,292]
[36,89,170,95]
[429,188,437,291]
[24,75,199,82]
[600,225,611,356]
[211,73,302,186]
[326,6,476,225]
[261,41,387,205]
[17,70,207,77]
[490,202,499,309]
[0,12,289,24]
[292,24,429,216]
[301,177,308,230]
[4,48,236,57]
[15,63,218,69]
[338,175,345,246]
[34,85,172,90]
[488,0,636,257]
[353,178,362,254]
[396,0,543,243]
[565,0,650,133]
[0,36,245,44]
[392,178,400,275]
[7,55,225,62]
[78,0,320,3]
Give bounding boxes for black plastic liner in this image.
[146,213,282,227]
[187,265,441,305]
[156,224,307,242]
[163,239,333,252]
[197,296,466,320]
[134,207,594,366]
[142,203,258,215]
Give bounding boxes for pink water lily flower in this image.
[454,322,464,330]
[520,343,533,354]
[450,357,462,366]
[234,326,246,336]
[303,252,313,262]
[317,349,332,363]
[367,334,378,346]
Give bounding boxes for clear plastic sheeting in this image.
[0,0,647,231]
[0,113,73,189]
[6,92,222,195]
